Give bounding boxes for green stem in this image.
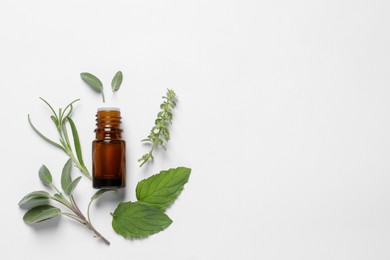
[62,212,86,224]
[139,129,160,167]
[50,184,62,195]
[87,200,93,225]
[50,195,74,210]
[68,152,91,179]
[69,195,110,245]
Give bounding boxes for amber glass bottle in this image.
[92,108,126,188]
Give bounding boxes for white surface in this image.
[1,0,390,259]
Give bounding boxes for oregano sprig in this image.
[28,98,91,179]
[138,89,178,167]
[19,161,115,245]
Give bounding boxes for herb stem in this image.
[87,200,93,225]
[62,212,86,224]
[50,184,62,195]
[52,195,109,245]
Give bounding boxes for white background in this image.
[1,0,390,259]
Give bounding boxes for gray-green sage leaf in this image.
[38,165,52,185]
[111,71,123,92]
[23,205,61,224]
[80,72,105,102]
[18,191,50,208]
[61,159,72,193]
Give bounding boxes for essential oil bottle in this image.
[92,108,126,188]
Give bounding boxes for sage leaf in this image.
[111,71,123,92]
[67,117,86,170]
[23,205,61,224]
[91,189,117,201]
[66,176,82,195]
[18,191,50,208]
[38,165,52,185]
[136,167,191,210]
[61,159,72,193]
[80,72,103,93]
[111,201,172,239]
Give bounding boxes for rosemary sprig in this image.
[28,98,91,179]
[138,89,178,167]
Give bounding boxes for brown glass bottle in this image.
[92,108,126,188]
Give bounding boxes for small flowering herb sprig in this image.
[138,89,178,167]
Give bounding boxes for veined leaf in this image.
[23,205,61,224]
[61,159,72,193]
[136,167,191,210]
[111,201,172,239]
[67,176,81,195]
[111,71,123,92]
[18,191,50,208]
[67,117,86,170]
[80,72,103,93]
[39,97,58,118]
[38,165,52,185]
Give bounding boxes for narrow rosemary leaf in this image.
[67,176,82,195]
[18,191,50,207]
[39,97,58,118]
[28,115,65,152]
[67,117,86,169]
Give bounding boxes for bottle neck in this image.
[95,109,123,140]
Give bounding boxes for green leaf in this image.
[39,97,58,118]
[28,115,65,152]
[91,189,117,201]
[61,159,72,193]
[136,167,191,210]
[111,71,123,92]
[67,176,81,195]
[80,72,103,93]
[18,191,50,208]
[38,165,52,185]
[111,201,172,239]
[23,205,61,224]
[66,117,86,169]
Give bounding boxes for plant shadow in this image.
[29,216,61,232]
